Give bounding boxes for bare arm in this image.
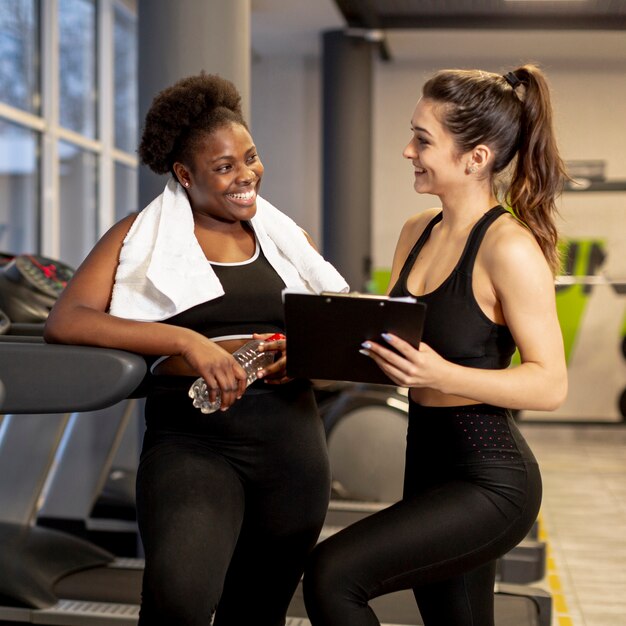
[365,224,568,411]
[44,216,247,408]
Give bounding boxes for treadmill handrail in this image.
[0,341,147,413]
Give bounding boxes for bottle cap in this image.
[266,333,286,341]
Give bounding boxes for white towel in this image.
[109,178,349,321]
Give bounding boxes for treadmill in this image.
[0,339,551,626]
[0,337,146,625]
[0,253,550,626]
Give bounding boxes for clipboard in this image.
[284,291,427,385]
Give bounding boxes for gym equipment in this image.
[0,254,74,325]
[0,253,550,625]
[0,255,143,556]
[0,309,9,335]
[0,253,147,624]
[36,398,143,558]
[0,341,551,626]
[287,584,550,626]
[0,338,146,625]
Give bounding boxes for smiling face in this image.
[403,98,469,197]
[175,122,264,224]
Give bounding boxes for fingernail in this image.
[381,333,393,342]
[361,341,372,349]
[359,349,370,357]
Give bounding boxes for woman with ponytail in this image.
[303,65,567,626]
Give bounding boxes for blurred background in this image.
[1,0,624,423]
[0,3,625,625]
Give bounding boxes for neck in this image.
[437,187,499,231]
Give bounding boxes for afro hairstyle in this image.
[138,72,247,175]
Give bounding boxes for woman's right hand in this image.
[181,335,248,410]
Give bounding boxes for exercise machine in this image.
[0,255,550,625]
[0,337,146,625]
[0,341,551,626]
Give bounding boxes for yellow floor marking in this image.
[538,513,575,625]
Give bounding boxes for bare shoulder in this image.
[102,212,139,245]
[482,212,553,287]
[300,228,319,252]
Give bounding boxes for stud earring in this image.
[184,182,190,187]
[468,164,478,174]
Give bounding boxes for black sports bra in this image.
[389,206,516,369]
[163,243,286,339]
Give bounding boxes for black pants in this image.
[136,379,331,626]
[303,403,542,626]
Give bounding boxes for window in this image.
[0,0,39,114]
[114,161,137,221]
[0,0,137,267]
[114,1,137,153]
[59,141,98,268]
[59,0,97,138]
[0,120,39,253]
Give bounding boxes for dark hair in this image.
[138,72,247,176]
[422,64,566,274]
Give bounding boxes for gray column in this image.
[138,0,251,207]
[322,30,374,292]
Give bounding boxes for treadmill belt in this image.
[54,566,142,605]
[52,554,540,625]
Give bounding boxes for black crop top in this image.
[389,206,516,370]
[163,243,286,339]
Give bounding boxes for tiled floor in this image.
[519,423,626,626]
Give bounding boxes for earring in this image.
[468,164,477,174]
[184,181,190,188]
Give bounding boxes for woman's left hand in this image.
[360,333,449,389]
[253,333,292,385]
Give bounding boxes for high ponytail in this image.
[505,65,567,275]
[422,64,567,274]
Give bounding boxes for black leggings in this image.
[136,379,331,626]
[303,403,542,626]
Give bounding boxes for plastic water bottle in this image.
[188,333,285,414]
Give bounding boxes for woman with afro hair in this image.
[45,72,348,625]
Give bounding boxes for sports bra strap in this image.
[399,211,443,278]
[455,206,507,274]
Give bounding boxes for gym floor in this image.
[519,423,626,626]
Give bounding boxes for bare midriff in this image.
[410,387,482,408]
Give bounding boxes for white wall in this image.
[371,30,626,272]
[249,30,626,270]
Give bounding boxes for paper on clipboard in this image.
[283,290,427,385]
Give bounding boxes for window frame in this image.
[0,0,137,261]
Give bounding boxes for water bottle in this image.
[188,333,285,414]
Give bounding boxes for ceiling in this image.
[335,0,626,31]
[251,0,626,61]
